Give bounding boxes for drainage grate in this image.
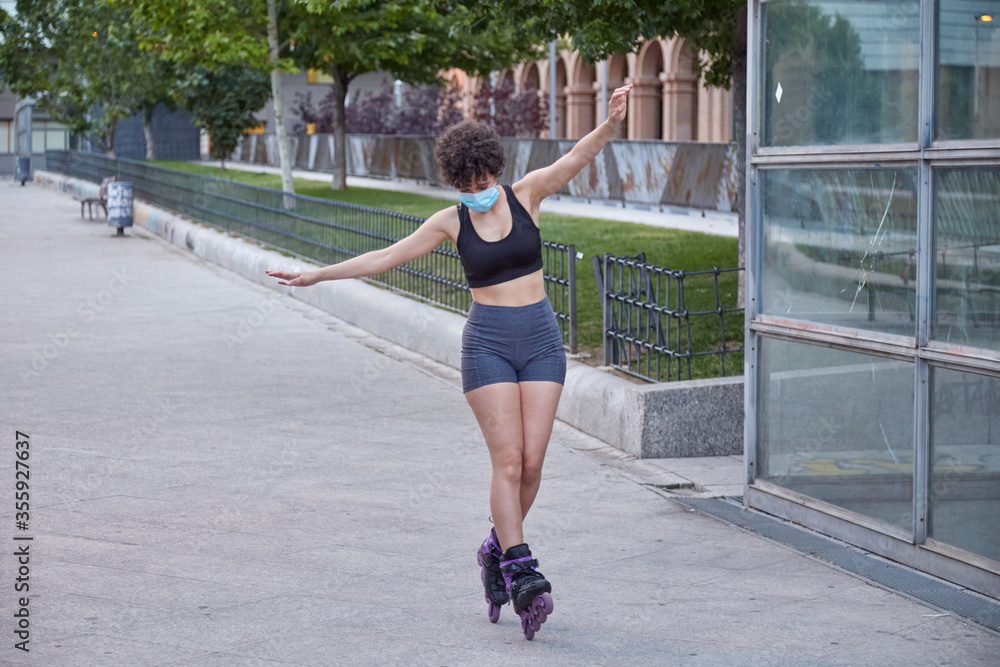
[673,496,1000,635]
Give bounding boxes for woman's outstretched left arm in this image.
[516,83,632,211]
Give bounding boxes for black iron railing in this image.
[46,150,577,351]
[594,253,743,382]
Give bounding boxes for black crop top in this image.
[456,184,544,288]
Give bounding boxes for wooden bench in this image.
[80,176,116,219]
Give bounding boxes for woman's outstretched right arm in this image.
[266,208,453,287]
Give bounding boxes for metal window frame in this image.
[745,0,1000,597]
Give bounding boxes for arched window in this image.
[554,58,567,138]
[521,63,540,92]
[634,41,665,139]
[664,40,699,140]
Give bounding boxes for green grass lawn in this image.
[154,159,742,379]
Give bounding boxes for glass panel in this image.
[761,167,918,335]
[933,166,1000,349]
[938,1,1000,140]
[0,121,10,154]
[46,129,67,151]
[758,337,914,532]
[930,367,1000,563]
[31,130,45,154]
[762,0,920,146]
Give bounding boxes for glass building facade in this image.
[745,0,1000,598]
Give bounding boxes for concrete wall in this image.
[235,133,740,212]
[34,169,745,459]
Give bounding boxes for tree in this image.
[137,59,186,160]
[0,0,174,157]
[126,0,297,194]
[285,0,544,189]
[178,66,273,172]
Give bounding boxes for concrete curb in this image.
[558,370,743,458]
[35,170,743,458]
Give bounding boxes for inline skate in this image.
[499,543,554,640]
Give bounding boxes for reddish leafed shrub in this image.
[292,81,467,135]
[474,80,548,137]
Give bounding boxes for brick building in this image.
[450,37,733,142]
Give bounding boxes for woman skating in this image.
[266,83,631,639]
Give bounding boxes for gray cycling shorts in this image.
[460,296,567,393]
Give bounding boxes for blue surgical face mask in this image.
[458,184,499,213]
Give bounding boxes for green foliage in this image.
[288,0,539,84]
[0,0,173,152]
[178,67,272,164]
[125,0,543,189]
[122,0,284,70]
[286,0,546,188]
[488,0,743,88]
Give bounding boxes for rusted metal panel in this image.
[717,143,739,212]
[610,141,677,206]
[661,143,730,210]
[252,135,267,165]
[346,135,373,175]
[390,137,438,181]
[233,134,739,211]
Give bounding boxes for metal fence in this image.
[45,150,577,351]
[594,253,743,382]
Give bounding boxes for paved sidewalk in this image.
[202,160,740,238]
[1,181,997,665]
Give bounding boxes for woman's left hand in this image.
[608,84,632,124]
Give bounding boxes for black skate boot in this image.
[499,543,554,640]
[477,527,509,623]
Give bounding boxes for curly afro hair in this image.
[434,120,505,190]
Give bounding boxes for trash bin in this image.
[15,156,30,186]
[106,181,133,236]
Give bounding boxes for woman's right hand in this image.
[607,83,632,125]
[265,269,319,287]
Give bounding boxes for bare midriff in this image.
[470,268,546,306]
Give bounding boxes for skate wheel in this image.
[488,601,501,623]
[530,613,541,632]
[521,614,535,640]
[540,593,554,615]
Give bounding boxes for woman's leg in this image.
[517,381,563,518]
[465,381,525,550]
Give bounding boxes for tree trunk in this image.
[732,7,748,309]
[106,122,116,158]
[266,0,295,195]
[143,108,157,161]
[330,64,349,191]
